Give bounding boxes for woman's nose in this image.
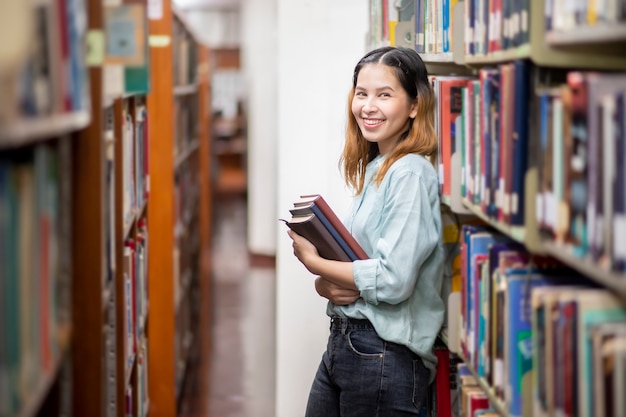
[362,97,377,112]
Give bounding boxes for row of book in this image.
[0,139,72,416]
[173,16,198,88]
[173,148,202,398]
[0,0,89,129]
[122,103,149,230]
[464,0,529,56]
[174,96,199,163]
[424,343,506,417]
[546,0,626,32]
[105,285,117,417]
[370,0,530,57]
[452,224,626,417]
[124,222,149,378]
[535,71,626,271]
[125,340,149,417]
[433,64,626,274]
[432,61,530,226]
[371,0,462,54]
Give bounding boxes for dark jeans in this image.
[305,317,430,417]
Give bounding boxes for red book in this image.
[439,77,472,197]
[467,391,490,416]
[434,346,452,417]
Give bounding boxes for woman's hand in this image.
[315,277,360,305]
[287,230,320,274]
[286,229,359,292]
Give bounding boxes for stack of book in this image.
[281,194,368,262]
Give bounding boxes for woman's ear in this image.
[409,100,418,119]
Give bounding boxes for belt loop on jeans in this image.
[330,316,350,335]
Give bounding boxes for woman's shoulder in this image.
[389,153,436,177]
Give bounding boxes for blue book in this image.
[414,0,425,53]
[503,268,551,417]
[467,229,508,372]
[510,60,530,225]
[442,0,450,52]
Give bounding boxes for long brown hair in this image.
[340,46,437,195]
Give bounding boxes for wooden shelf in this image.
[146,4,213,414]
[546,23,626,45]
[541,241,626,297]
[0,111,91,149]
[461,198,526,244]
[421,52,454,62]
[464,45,531,65]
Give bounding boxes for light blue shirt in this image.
[328,153,445,382]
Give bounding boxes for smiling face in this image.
[351,63,418,155]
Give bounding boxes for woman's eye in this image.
[356,92,366,97]
[379,93,390,98]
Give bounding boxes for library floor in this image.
[179,189,277,417]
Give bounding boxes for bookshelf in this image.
[0,0,89,415]
[371,1,626,417]
[146,2,213,415]
[72,0,152,416]
[1,0,211,416]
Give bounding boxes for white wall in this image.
[274,1,368,416]
[241,0,278,256]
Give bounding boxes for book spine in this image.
[310,205,359,261]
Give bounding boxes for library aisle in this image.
[179,191,276,417]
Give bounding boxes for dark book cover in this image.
[510,60,530,226]
[281,212,352,262]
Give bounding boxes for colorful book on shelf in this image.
[613,91,626,272]
[437,76,473,198]
[565,71,589,254]
[510,59,530,226]
[530,285,583,417]
[602,334,626,417]
[501,269,550,417]
[415,0,425,53]
[498,63,514,225]
[573,289,626,417]
[433,344,453,417]
[586,73,626,262]
[282,194,368,262]
[590,322,626,417]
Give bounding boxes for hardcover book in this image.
[282,194,368,262]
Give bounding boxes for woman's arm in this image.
[314,277,360,305]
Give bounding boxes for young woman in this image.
[287,46,445,416]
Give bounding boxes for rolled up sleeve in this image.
[354,171,439,305]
